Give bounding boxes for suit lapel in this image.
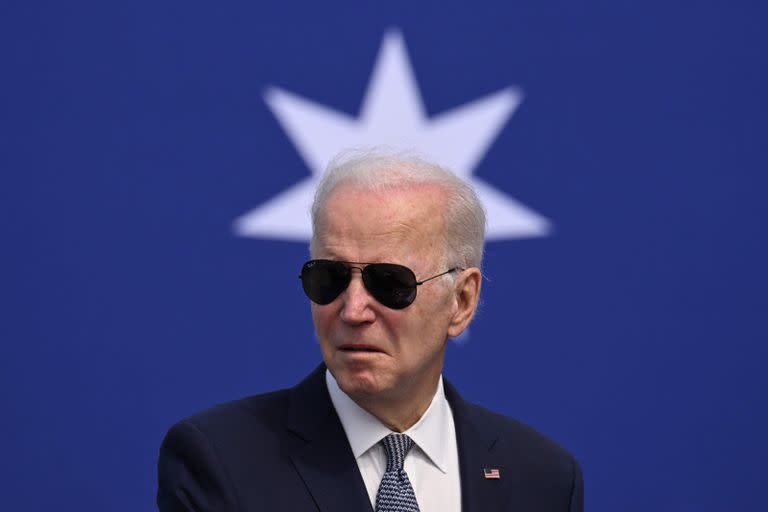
[284,364,373,512]
[284,367,519,511]
[445,380,515,512]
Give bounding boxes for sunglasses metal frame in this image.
[299,259,462,309]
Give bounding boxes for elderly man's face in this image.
[311,184,458,403]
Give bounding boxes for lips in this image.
[338,344,383,353]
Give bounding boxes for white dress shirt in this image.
[325,370,462,512]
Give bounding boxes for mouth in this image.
[338,344,384,354]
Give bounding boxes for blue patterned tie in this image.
[375,433,420,512]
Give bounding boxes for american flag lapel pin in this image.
[483,468,501,480]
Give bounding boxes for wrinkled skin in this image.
[311,183,481,431]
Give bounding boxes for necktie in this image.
[375,433,420,512]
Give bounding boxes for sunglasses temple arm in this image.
[415,267,463,285]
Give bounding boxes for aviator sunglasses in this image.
[300,259,461,310]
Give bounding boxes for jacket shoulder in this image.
[457,400,583,510]
[178,387,292,444]
[157,387,319,511]
[468,400,574,458]
[457,398,580,490]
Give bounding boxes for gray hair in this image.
[310,149,486,269]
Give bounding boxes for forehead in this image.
[315,183,448,261]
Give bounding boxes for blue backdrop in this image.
[2,1,767,510]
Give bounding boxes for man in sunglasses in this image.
[158,151,583,511]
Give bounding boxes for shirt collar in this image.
[325,369,451,473]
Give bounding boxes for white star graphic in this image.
[234,29,550,241]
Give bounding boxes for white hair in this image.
[310,148,486,269]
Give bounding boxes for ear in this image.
[447,268,482,338]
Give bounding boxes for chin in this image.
[333,366,388,398]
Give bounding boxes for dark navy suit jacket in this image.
[157,364,583,511]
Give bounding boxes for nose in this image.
[339,269,376,324]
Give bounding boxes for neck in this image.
[352,375,441,432]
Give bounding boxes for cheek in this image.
[409,291,454,340]
[418,285,452,315]
[311,304,332,336]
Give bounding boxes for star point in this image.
[235,30,550,241]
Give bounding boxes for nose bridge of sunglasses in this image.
[340,268,379,307]
[346,264,366,275]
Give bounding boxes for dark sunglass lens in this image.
[363,263,418,309]
[301,260,350,305]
